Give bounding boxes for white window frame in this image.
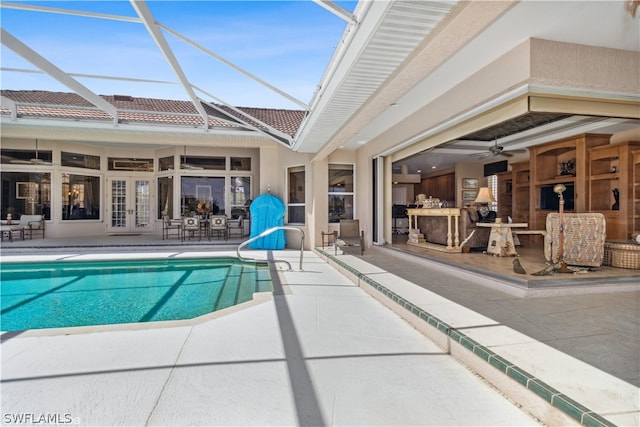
[286,165,305,224]
[488,174,498,212]
[328,162,355,223]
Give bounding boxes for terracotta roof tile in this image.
[1,90,305,137]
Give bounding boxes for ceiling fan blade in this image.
[30,158,53,165]
[10,159,33,165]
[181,163,204,170]
[472,147,494,157]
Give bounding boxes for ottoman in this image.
[544,213,606,267]
[1,225,13,242]
[603,240,640,269]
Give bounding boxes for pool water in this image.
[0,258,272,332]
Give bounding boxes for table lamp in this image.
[474,187,496,222]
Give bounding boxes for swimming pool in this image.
[0,258,272,332]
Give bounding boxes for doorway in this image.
[107,177,153,234]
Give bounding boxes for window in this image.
[1,149,52,165]
[328,163,354,223]
[157,176,174,219]
[159,156,175,171]
[231,157,251,171]
[287,166,305,224]
[108,157,153,172]
[181,176,225,216]
[62,173,100,220]
[180,156,225,170]
[1,172,51,220]
[230,176,251,219]
[61,152,100,170]
[488,175,498,212]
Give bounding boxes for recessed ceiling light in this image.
[416,169,421,173]
[431,165,436,169]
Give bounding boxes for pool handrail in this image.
[236,226,305,271]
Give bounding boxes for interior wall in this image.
[392,184,414,205]
[454,162,486,207]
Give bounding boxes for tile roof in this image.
[1,90,306,138]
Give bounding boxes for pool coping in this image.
[0,253,275,339]
[316,247,633,427]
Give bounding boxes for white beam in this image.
[0,2,140,23]
[1,67,176,85]
[195,85,293,147]
[312,0,357,24]
[161,24,308,109]
[0,28,119,123]
[130,0,209,128]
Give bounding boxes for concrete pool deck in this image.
[1,238,638,426]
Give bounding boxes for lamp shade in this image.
[474,187,496,204]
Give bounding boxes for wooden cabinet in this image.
[588,141,640,240]
[633,149,640,235]
[528,133,609,231]
[418,173,455,202]
[511,161,530,224]
[496,171,512,220]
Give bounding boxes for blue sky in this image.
[1,1,357,109]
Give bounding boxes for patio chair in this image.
[323,219,365,255]
[209,215,228,240]
[228,216,244,238]
[162,215,181,240]
[182,216,201,241]
[12,214,45,239]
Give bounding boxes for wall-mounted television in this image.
[540,183,574,211]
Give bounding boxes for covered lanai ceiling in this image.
[1,1,639,165]
[326,1,640,172]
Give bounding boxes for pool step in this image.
[214,265,242,310]
[254,264,272,293]
[236,268,257,303]
[214,264,270,311]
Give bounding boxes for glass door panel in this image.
[134,179,150,229]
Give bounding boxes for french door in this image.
[107,177,153,233]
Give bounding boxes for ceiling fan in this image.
[473,139,527,158]
[9,139,53,165]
